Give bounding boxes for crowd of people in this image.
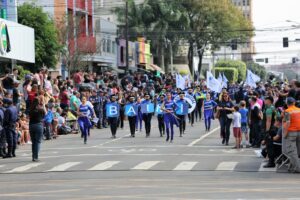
[0,67,299,172]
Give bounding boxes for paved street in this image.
[0,120,299,200]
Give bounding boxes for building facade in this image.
[0,0,35,68]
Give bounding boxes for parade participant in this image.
[135,96,143,132]
[195,86,205,121]
[106,95,119,138]
[3,98,18,158]
[77,96,94,144]
[118,92,126,129]
[203,93,217,132]
[283,97,300,173]
[126,96,137,137]
[29,98,46,162]
[141,93,153,137]
[175,92,188,137]
[90,90,101,128]
[217,92,234,146]
[162,92,178,142]
[187,88,196,126]
[157,94,165,137]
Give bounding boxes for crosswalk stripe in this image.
[47,162,81,172]
[258,163,277,172]
[215,162,238,171]
[6,163,44,173]
[132,161,161,170]
[88,161,120,171]
[173,162,198,171]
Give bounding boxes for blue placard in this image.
[155,104,163,115]
[106,104,120,118]
[175,102,189,115]
[125,104,138,117]
[141,103,155,114]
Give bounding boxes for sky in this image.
[253,0,300,65]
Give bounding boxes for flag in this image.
[206,71,221,93]
[176,74,185,90]
[245,70,261,88]
[183,75,191,88]
[217,73,223,84]
[222,73,228,88]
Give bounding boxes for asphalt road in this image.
[0,118,299,200]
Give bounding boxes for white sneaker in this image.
[26,141,32,144]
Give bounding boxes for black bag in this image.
[58,126,72,135]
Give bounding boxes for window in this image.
[102,39,106,52]
[100,0,104,8]
[243,0,246,6]
[107,39,111,53]
[120,46,124,63]
[112,41,116,54]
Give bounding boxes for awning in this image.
[150,64,165,74]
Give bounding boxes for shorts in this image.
[241,122,248,134]
[233,127,242,138]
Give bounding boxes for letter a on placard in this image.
[128,106,136,116]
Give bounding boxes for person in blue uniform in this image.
[107,95,120,139]
[142,93,153,137]
[162,92,178,142]
[127,96,137,137]
[157,94,165,137]
[135,97,143,132]
[89,90,101,128]
[203,93,217,131]
[175,92,188,137]
[187,88,196,126]
[78,96,95,144]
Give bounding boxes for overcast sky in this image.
[253,0,300,65]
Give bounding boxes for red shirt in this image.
[60,91,69,105]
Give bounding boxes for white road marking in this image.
[97,134,131,146]
[258,163,277,172]
[188,127,220,147]
[0,165,4,168]
[132,161,161,170]
[6,163,44,173]
[173,162,198,171]
[215,162,238,171]
[47,162,81,172]
[88,161,120,171]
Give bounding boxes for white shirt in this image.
[233,112,241,128]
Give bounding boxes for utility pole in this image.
[125,0,129,74]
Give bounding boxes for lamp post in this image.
[125,0,129,74]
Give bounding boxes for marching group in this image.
[0,67,299,172]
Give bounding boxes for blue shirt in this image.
[79,104,93,117]
[164,100,175,112]
[239,108,248,123]
[204,100,217,111]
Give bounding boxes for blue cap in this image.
[287,97,296,105]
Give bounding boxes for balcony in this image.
[69,36,96,55]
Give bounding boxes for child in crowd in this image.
[44,105,54,140]
[233,105,242,149]
[239,101,250,148]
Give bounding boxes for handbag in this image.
[215,110,220,119]
[227,113,233,119]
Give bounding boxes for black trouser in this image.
[128,116,137,136]
[177,115,186,135]
[143,113,152,136]
[0,129,6,156]
[196,100,203,121]
[250,121,262,147]
[44,122,52,140]
[108,117,118,136]
[157,114,165,136]
[118,109,125,129]
[188,111,195,125]
[5,127,17,156]
[219,117,232,144]
[266,138,282,164]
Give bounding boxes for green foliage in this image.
[16,66,31,80]
[215,67,238,83]
[18,3,61,70]
[246,61,267,81]
[215,60,246,81]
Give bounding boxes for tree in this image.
[246,61,267,81]
[180,0,253,74]
[215,60,247,82]
[18,3,61,71]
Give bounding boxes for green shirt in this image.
[70,95,81,111]
[265,105,275,117]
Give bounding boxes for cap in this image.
[287,97,296,105]
[3,98,12,104]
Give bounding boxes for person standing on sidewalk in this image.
[283,97,300,173]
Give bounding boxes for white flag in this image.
[217,73,223,84]
[176,74,186,90]
[245,70,261,88]
[222,73,228,88]
[222,73,228,83]
[207,71,221,93]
